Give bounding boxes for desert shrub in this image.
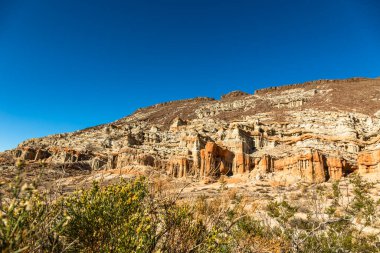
[0,178,65,252]
[267,178,380,253]
[326,180,341,216]
[155,194,246,252]
[153,202,208,252]
[348,175,377,225]
[62,178,155,252]
[292,219,379,253]
[267,200,297,224]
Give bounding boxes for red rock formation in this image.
[235,153,254,174]
[200,142,234,178]
[326,157,347,180]
[357,149,380,174]
[310,151,326,183]
[168,158,189,177]
[115,149,156,169]
[271,150,326,183]
[257,155,273,173]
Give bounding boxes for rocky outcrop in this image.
[252,150,353,183]
[3,77,380,184]
[271,150,326,183]
[326,157,354,181]
[358,150,380,174]
[168,157,190,178]
[221,90,249,100]
[200,142,234,178]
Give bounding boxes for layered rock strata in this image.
[3,77,380,183]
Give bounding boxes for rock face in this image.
[271,150,326,183]
[3,77,380,183]
[358,150,380,174]
[200,142,234,178]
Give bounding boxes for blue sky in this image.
[0,0,379,151]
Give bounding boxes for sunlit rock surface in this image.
[3,77,380,183]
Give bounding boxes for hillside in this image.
[1,77,380,187]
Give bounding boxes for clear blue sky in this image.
[0,0,379,151]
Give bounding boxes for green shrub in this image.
[349,175,377,225]
[266,177,380,253]
[267,200,297,224]
[0,178,65,252]
[62,178,155,252]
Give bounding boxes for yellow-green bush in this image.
[62,178,155,252]
[0,178,65,252]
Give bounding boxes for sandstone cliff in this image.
[2,77,380,183]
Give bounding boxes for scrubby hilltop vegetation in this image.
[1,174,380,253]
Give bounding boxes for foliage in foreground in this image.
[0,174,380,252]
